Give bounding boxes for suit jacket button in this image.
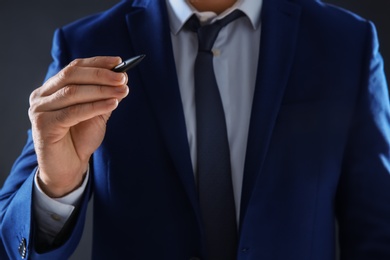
[18,238,27,259]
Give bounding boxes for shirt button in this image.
[212,48,221,57]
[50,213,62,221]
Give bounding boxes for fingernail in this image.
[106,98,118,107]
[115,85,128,93]
[112,73,126,83]
[107,56,122,65]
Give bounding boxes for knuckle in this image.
[98,85,106,95]
[28,102,37,115]
[28,107,35,121]
[58,105,83,124]
[94,68,104,79]
[58,66,75,81]
[69,58,82,67]
[29,89,38,106]
[30,111,46,129]
[67,104,80,116]
[60,85,78,98]
[55,108,72,125]
[91,56,100,64]
[29,89,44,113]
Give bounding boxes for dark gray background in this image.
[0,0,389,259]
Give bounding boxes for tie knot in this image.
[186,10,244,52]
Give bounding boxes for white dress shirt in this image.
[33,0,262,241]
[167,0,262,218]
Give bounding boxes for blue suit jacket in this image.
[1,0,390,259]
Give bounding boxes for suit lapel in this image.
[126,0,201,221]
[240,0,302,226]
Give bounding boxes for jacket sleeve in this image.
[336,21,390,259]
[0,28,92,260]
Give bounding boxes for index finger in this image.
[40,56,127,97]
[68,56,122,70]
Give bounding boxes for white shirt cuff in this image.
[33,168,89,240]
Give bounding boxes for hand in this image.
[29,56,129,197]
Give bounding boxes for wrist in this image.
[37,169,87,198]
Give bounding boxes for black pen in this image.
[112,54,146,72]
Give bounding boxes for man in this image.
[1,0,390,259]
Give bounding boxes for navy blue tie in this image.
[187,10,244,260]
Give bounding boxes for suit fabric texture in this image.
[1,0,390,259]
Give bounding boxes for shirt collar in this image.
[166,0,262,35]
